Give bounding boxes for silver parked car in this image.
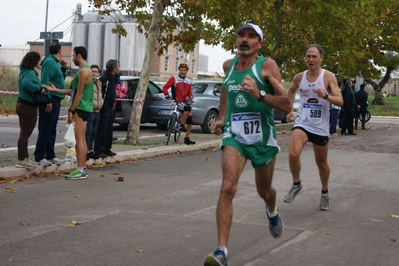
[155,80,223,133]
[114,76,170,126]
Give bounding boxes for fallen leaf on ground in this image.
[71,220,81,225]
[116,177,124,182]
[65,189,69,192]
[136,250,144,253]
[20,222,30,226]
[390,214,399,218]
[6,187,16,193]
[2,143,9,148]
[326,232,333,235]
[390,239,397,242]
[74,194,80,198]
[67,223,76,228]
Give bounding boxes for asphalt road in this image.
[0,123,398,265]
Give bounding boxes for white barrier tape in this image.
[0,90,19,95]
[116,98,145,105]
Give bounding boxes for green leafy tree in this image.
[89,0,399,144]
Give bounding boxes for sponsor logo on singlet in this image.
[235,94,249,108]
[227,84,241,92]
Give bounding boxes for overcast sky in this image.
[0,0,233,72]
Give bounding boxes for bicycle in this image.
[357,109,371,123]
[165,99,182,145]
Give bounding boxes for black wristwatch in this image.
[323,94,329,99]
[68,108,76,115]
[258,90,266,102]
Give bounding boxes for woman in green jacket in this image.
[15,51,47,170]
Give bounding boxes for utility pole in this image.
[44,0,50,56]
[40,0,63,57]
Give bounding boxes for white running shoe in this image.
[50,157,65,165]
[65,155,77,163]
[39,159,52,167]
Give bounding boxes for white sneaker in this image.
[15,159,36,170]
[27,158,38,166]
[39,159,52,167]
[51,157,65,165]
[65,155,77,163]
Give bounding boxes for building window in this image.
[176,46,180,56]
[164,57,169,71]
[175,60,179,72]
[191,60,195,73]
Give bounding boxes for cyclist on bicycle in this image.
[162,63,196,145]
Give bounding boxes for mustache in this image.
[239,42,250,49]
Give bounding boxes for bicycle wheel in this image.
[364,110,371,122]
[174,122,181,143]
[358,110,371,123]
[166,114,177,145]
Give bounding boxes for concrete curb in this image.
[0,140,221,178]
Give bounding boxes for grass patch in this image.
[368,96,399,117]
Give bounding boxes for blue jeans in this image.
[329,109,339,134]
[34,98,61,162]
[85,112,100,151]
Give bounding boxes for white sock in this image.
[217,246,228,256]
[268,206,279,217]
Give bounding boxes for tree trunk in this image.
[365,66,394,106]
[125,0,166,145]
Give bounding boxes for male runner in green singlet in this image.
[46,46,93,180]
[204,23,291,266]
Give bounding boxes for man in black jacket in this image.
[340,79,356,135]
[94,59,120,158]
[355,84,369,130]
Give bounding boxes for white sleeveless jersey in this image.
[294,69,330,136]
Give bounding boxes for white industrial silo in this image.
[119,23,146,75]
[71,22,89,70]
[83,11,101,22]
[103,23,120,65]
[134,28,146,73]
[119,23,136,74]
[87,23,105,71]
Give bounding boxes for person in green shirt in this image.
[34,41,68,167]
[47,46,93,180]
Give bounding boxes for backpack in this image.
[93,78,104,111]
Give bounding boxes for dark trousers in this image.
[341,108,354,134]
[94,105,114,155]
[329,109,339,134]
[34,98,61,162]
[355,111,367,129]
[16,102,38,161]
[85,112,100,151]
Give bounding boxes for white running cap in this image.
[237,23,263,41]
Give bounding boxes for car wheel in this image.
[201,110,218,133]
[156,122,168,131]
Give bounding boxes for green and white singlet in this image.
[222,56,278,148]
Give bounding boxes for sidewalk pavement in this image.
[0,131,224,179]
